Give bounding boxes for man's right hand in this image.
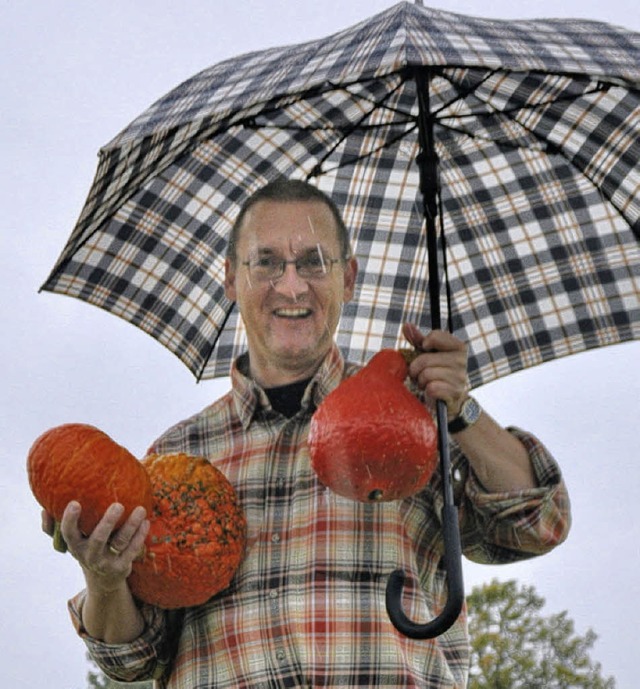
[43,501,151,643]
[59,501,150,594]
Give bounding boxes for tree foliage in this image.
[467,579,616,689]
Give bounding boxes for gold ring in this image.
[108,544,121,556]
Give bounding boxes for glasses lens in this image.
[250,255,281,280]
[246,250,337,281]
[297,251,328,278]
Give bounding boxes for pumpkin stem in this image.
[52,520,68,553]
[398,348,420,366]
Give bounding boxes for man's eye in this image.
[255,256,279,269]
[301,253,324,269]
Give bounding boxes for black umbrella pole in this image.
[384,67,464,639]
[385,401,464,639]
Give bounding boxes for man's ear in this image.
[224,257,237,301]
[342,256,358,303]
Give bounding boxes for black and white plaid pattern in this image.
[42,2,640,384]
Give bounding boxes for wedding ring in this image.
[108,544,122,556]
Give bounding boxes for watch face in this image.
[463,397,481,424]
[448,396,481,434]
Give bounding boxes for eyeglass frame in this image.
[240,250,347,282]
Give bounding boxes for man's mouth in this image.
[273,307,312,319]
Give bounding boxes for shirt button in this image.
[271,533,281,543]
[276,650,286,661]
[269,589,279,598]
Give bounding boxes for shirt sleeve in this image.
[456,426,571,564]
[68,590,175,683]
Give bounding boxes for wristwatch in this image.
[447,396,481,434]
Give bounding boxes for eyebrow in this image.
[249,246,327,257]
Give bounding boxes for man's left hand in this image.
[402,323,470,419]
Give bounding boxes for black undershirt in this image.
[264,378,312,417]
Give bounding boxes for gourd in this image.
[128,453,246,609]
[27,423,153,551]
[308,349,438,502]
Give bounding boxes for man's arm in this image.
[449,409,536,492]
[403,323,536,493]
[55,501,149,643]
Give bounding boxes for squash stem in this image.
[52,520,68,553]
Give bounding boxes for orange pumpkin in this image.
[27,423,153,547]
[128,453,246,609]
[308,349,438,502]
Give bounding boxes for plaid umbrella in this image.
[42,2,640,636]
[42,2,640,385]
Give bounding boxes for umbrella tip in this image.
[414,0,424,5]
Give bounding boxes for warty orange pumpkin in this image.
[128,453,247,609]
[27,423,153,550]
[308,349,438,502]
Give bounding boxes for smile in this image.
[273,308,312,319]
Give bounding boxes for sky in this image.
[1,2,638,688]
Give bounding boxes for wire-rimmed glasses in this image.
[241,249,343,282]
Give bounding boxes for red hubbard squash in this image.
[27,423,153,548]
[128,453,247,609]
[308,349,438,502]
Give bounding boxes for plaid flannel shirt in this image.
[69,344,570,688]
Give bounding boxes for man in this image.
[55,179,570,687]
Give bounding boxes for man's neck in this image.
[248,354,324,389]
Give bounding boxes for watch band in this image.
[447,396,481,434]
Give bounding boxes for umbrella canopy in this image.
[42,1,639,386]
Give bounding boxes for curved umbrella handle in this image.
[385,400,465,638]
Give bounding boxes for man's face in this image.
[224,199,357,387]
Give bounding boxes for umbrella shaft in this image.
[414,68,442,332]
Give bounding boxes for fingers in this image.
[59,501,84,546]
[402,324,469,413]
[402,322,424,349]
[403,325,463,352]
[85,502,126,557]
[59,501,150,587]
[106,506,149,558]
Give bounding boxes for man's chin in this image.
[272,338,327,368]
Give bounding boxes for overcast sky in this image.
[2,2,638,688]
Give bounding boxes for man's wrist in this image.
[447,396,481,434]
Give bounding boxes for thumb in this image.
[402,322,426,349]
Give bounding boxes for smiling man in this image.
[62,178,570,689]
[224,185,357,387]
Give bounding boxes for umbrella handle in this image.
[384,399,465,638]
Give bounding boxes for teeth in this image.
[274,308,311,318]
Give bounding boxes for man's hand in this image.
[402,323,470,418]
[42,501,150,643]
[58,501,149,594]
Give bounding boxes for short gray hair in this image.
[227,178,351,264]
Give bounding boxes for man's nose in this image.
[272,262,309,297]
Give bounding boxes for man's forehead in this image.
[239,199,338,243]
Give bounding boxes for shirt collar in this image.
[230,345,348,428]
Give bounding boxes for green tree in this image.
[467,579,615,689]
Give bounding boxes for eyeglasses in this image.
[241,250,343,282]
